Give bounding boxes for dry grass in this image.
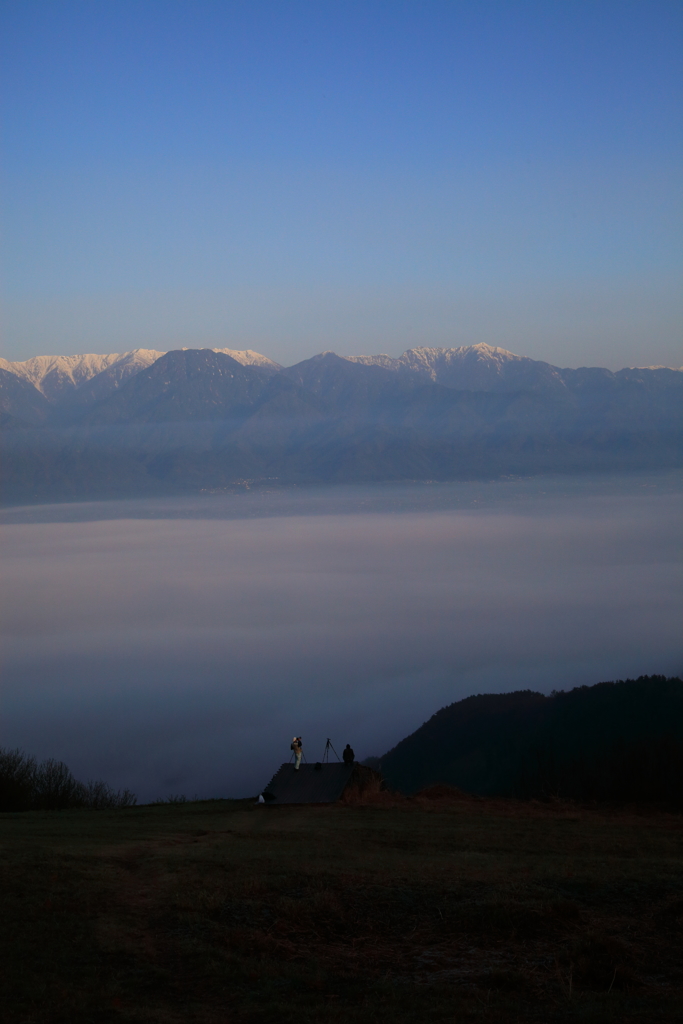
[1,794,682,1023]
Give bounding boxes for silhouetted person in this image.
[343,744,355,765]
[291,737,303,769]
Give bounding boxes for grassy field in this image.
[1,792,682,1023]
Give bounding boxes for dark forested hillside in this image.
[372,676,683,806]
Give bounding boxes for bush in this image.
[82,778,137,810]
[0,748,136,812]
[0,748,38,811]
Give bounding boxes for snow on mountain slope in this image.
[0,350,164,401]
[212,348,281,372]
[0,347,280,402]
[345,353,399,370]
[55,350,172,414]
[0,352,122,399]
[403,344,567,390]
[347,343,567,391]
[346,343,525,377]
[400,344,524,379]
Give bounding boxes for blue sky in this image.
[2,0,681,367]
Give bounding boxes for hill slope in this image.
[373,676,683,805]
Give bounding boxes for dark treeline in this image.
[0,748,136,812]
[371,676,683,807]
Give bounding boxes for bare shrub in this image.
[33,758,83,810]
[81,779,137,809]
[0,747,136,811]
[0,748,37,811]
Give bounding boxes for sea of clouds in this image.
[1,475,681,801]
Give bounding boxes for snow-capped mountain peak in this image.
[0,347,280,401]
[346,343,567,390]
[398,344,522,379]
[0,350,164,401]
[211,348,282,372]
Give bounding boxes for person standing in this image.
[291,737,303,769]
[343,744,355,765]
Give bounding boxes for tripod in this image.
[322,738,341,763]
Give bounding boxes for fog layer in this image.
[1,480,681,801]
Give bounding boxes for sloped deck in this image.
[261,762,355,804]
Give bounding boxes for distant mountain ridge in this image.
[2,342,681,409]
[1,344,682,503]
[349,343,683,392]
[3,342,680,401]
